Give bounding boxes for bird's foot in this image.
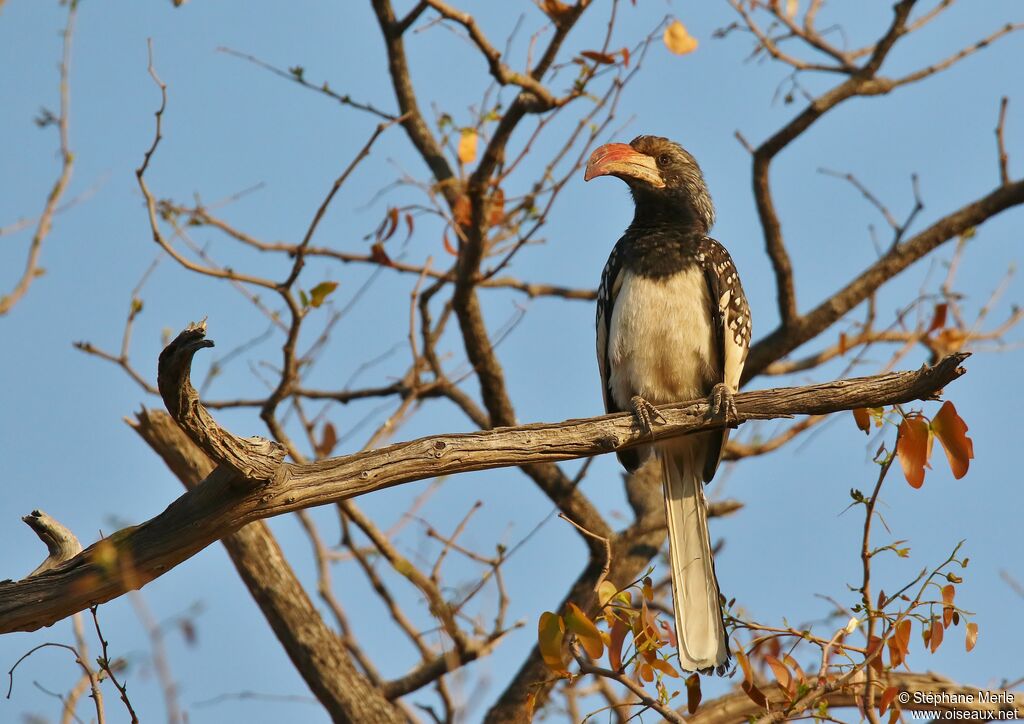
[708,383,738,423]
[630,395,665,436]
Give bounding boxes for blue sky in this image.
[1,1,1022,722]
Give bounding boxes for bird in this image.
[585,135,751,674]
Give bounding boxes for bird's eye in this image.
[656,153,671,167]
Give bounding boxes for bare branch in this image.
[1,2,77,316]
[0,327,968,634]
[217,47,398,120]
[22,510,82,578]
[746,179,1024,380]
[997,96,1011,186]
[687,672,1024,724]
[128,408,405,723]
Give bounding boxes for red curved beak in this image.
[584,143,665,188]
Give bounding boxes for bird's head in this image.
[585,135,714,232]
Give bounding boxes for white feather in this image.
[607,268,718,409]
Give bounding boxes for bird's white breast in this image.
[608,268,719,408]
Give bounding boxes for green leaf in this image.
[308,281,338,308]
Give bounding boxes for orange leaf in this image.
[853,408,871,434]
[458,129,478,165]
[403,212,415,242]
[685,673,702,714]
[888,619,911,669]
[370,242,394,268]
[488,187,505,227]
[965,622,979,652]
[782,653,806,683]
[663,19,698,55]
[374,206,399,243]
[453,195,471,227]
[540,0,574,24]
[928,303,948,333]
[735,646,769,709]
[765,655,794,699]
[866,635,885,676]
[942,584,955,629]
[735,644,754,684]
[608,615,629,672]
[638,662,654,682]
[649,659,680,678]
[538,612,568,674]
[442,232,458,257]
[931,401,974,480]
[896,416,931,488]
[619,46,631,67]
[564,603,604,660]
[315,422,337,459]
[581,50,617,64]
[879,686,899,716]
[839,331,849,355]
[929,619,944,653]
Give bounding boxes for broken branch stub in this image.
[157,320,285,482]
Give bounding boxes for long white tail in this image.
[659,438,730,674]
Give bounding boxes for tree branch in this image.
[745,179,1024,380]
[0,323,968,637]
[687,671,1024,724]
[22,511,82,578]
[128,408,404,724]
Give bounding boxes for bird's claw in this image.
[630,395,665,436]
[708,383,738,423]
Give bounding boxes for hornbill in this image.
[585,135,751,674]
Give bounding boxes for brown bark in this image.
[129,410,403,724]
[0,339,966,636]
[688,672,1024,724]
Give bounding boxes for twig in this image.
[1,2,77,316]
[997,96,1011,186]
[89,607,139,723]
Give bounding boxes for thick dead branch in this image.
[157,321,285,481]
[23,511,82,578]
[0,324,967,634]
[129,408,404,724]
[687,672,1024,724]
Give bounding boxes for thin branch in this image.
[997,96,1011,186]
[1,2,77,316]
[217,47,397,120]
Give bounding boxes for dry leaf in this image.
[458,129,478,164]
[928,302,948,333]
[664,19,698,55]
[853,408,871,434]
[581,50,617,64]
[540,0,574,25]
[965,622,978,652]
[896,415,931,488]
[564,603,604,660]
[649,658,680,678]
[931,401,974,480]
[879,686,899,716]
[929,618,944,653]
[686,673,702,714]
